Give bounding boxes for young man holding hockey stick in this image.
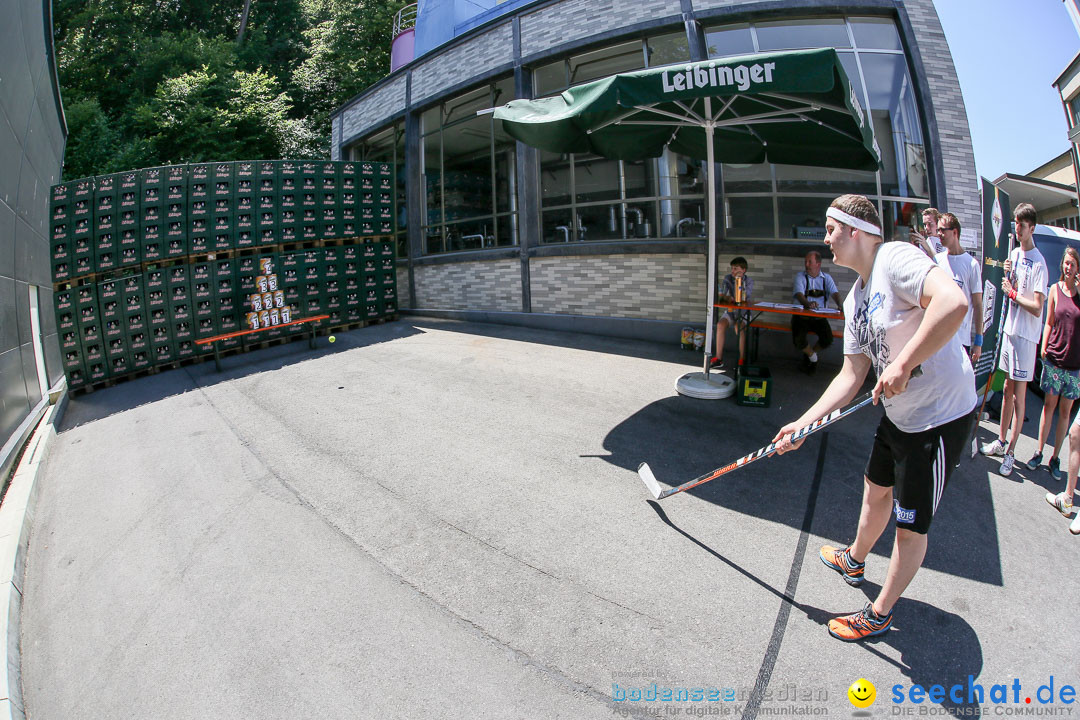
[773,195,977,642]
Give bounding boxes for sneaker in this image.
[1049,456,1064,482]
[709,357,724,370]
[819,544,865,587]
[828,602,893,642]
[999,453,1015,476]
[1071,512,1080,535]
[1026,451,1043,471]
[1045,491,1074,517]
[980,438,1007,457]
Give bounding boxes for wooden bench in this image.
[749,319,843,339]
[746,319,843,363]
[195,314,329,371]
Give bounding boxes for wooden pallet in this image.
[324,320,367,334]
[280,239,322,254]
[242,335,297,353]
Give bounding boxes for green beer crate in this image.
[127,328,149,356]
[86,358,109,384]
[257,160,277,194]
[166,165,187,203]
[175,338,198,360]
[189,162,211,200]
[235,161,256,200]
[117,229,140,269]
[50,181,71,222]
[105,333,128,361]
[131,348,153,372]
[735,366,772,408]
[212,161,235,199]
[152,342,176,365]
[196,314,220,340]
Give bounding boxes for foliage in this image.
[54,0,405,179]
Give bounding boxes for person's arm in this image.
[969,291,984,363]
[874,265,968,401]
[1041,284,1058,359]
[793,274,814,309]
[830,292,842,309]
[1001,275,1045,316]
[773,353,872,453]
[1001,256,1045,317]
[717,275,733,303]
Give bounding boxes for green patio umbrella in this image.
[492,47,880,387]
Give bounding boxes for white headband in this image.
[826,207,881,236]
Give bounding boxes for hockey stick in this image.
[977,232,1015,419]
[638,367,922,500]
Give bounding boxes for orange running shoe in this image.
[819,544,865,586]
[828,602,892,642]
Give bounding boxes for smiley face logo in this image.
[848,678,876,708]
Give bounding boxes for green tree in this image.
[53,0,399,178]
[292,0,406,143]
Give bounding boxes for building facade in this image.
[331,0,979,342]
[1053,51,1080,231]
[0,0,67,482]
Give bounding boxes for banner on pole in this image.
[975,178,1011,393]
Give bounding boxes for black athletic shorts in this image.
[791,315,834,350]
[864,409,977,535]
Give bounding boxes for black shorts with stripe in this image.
[864,409,977,535]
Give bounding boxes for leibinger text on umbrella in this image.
[661,62,777,94]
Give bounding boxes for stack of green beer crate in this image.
[51,160,397,391]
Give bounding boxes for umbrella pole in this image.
[703,98,717,377]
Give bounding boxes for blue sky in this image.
[934,0,1080,181]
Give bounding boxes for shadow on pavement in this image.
[603,393,1004,586]
[649,501,984,715]
[58,321,425,430]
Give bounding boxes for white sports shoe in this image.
[1045,491,1074,517]
[1071,512,1080,536]
[981,438,1007,457]
[999,453,1015,477]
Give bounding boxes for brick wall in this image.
[341,75,408,144]
[410,23,515,107]
[903,0,981,244]
[413,259,522,310]
[396,266,412,309]
[689,0,769,9]
[518,0,681,58]
[530,254,705,321]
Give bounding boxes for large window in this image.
[706,16,930,241]
[420,79,517,255]
[535,33,699,244]
[352,121,407,258]
[534,33,689,97]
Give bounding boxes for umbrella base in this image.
[675,371,735,400]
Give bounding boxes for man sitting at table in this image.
[793,250,842,374]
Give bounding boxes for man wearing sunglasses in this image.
[934,213,983,365]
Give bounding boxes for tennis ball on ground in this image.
[329,335,336,343]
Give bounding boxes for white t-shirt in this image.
[1002,245,1048,344]
[793,271,840,309]
[844,242,977,433]
[935,249,982,345]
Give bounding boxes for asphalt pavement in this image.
[19,318,1080,719]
